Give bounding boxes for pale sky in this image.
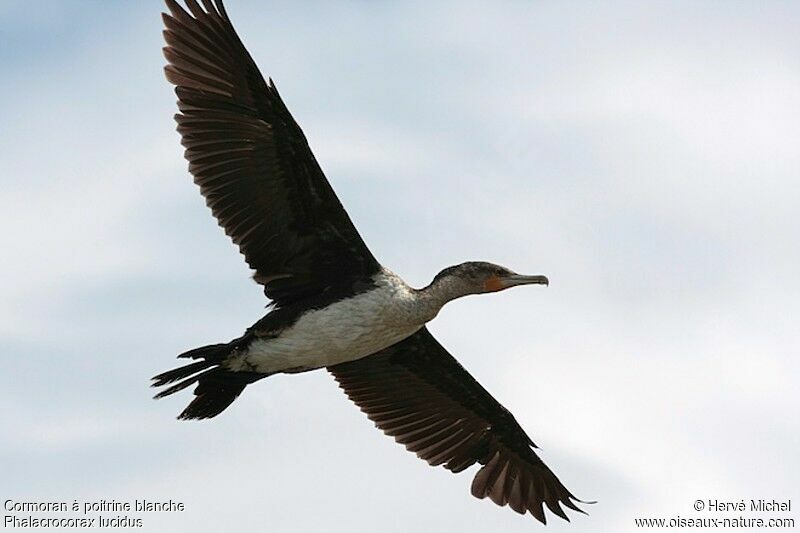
[1,1,798,532]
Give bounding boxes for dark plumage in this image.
[330,328,584,521]
[162,0,380,306]
[153,0,586,524]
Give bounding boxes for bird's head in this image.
[430,261,549,299]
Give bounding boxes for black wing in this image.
[329,327,585,523]
[162,0,380,306]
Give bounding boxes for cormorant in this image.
[153,0,585,523]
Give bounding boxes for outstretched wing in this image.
[328,327,585,523]
[162,0,380,306]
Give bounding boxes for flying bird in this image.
[153,0,585,523]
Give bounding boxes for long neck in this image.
[413,275,474,322]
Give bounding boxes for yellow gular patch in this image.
[484,275,505,292]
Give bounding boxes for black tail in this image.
[152,340,263,420]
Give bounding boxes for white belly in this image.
[233,273,425,374]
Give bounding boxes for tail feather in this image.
[152,359,215,388]
[177,343,230,360]
[153,365,218,399]
[176,368,261,420]
[152,338,264,420]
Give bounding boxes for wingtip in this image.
[163,0,183,17]
[574,497,597,511]
[214,0,229,21]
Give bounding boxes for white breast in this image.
[233,271,424,374]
